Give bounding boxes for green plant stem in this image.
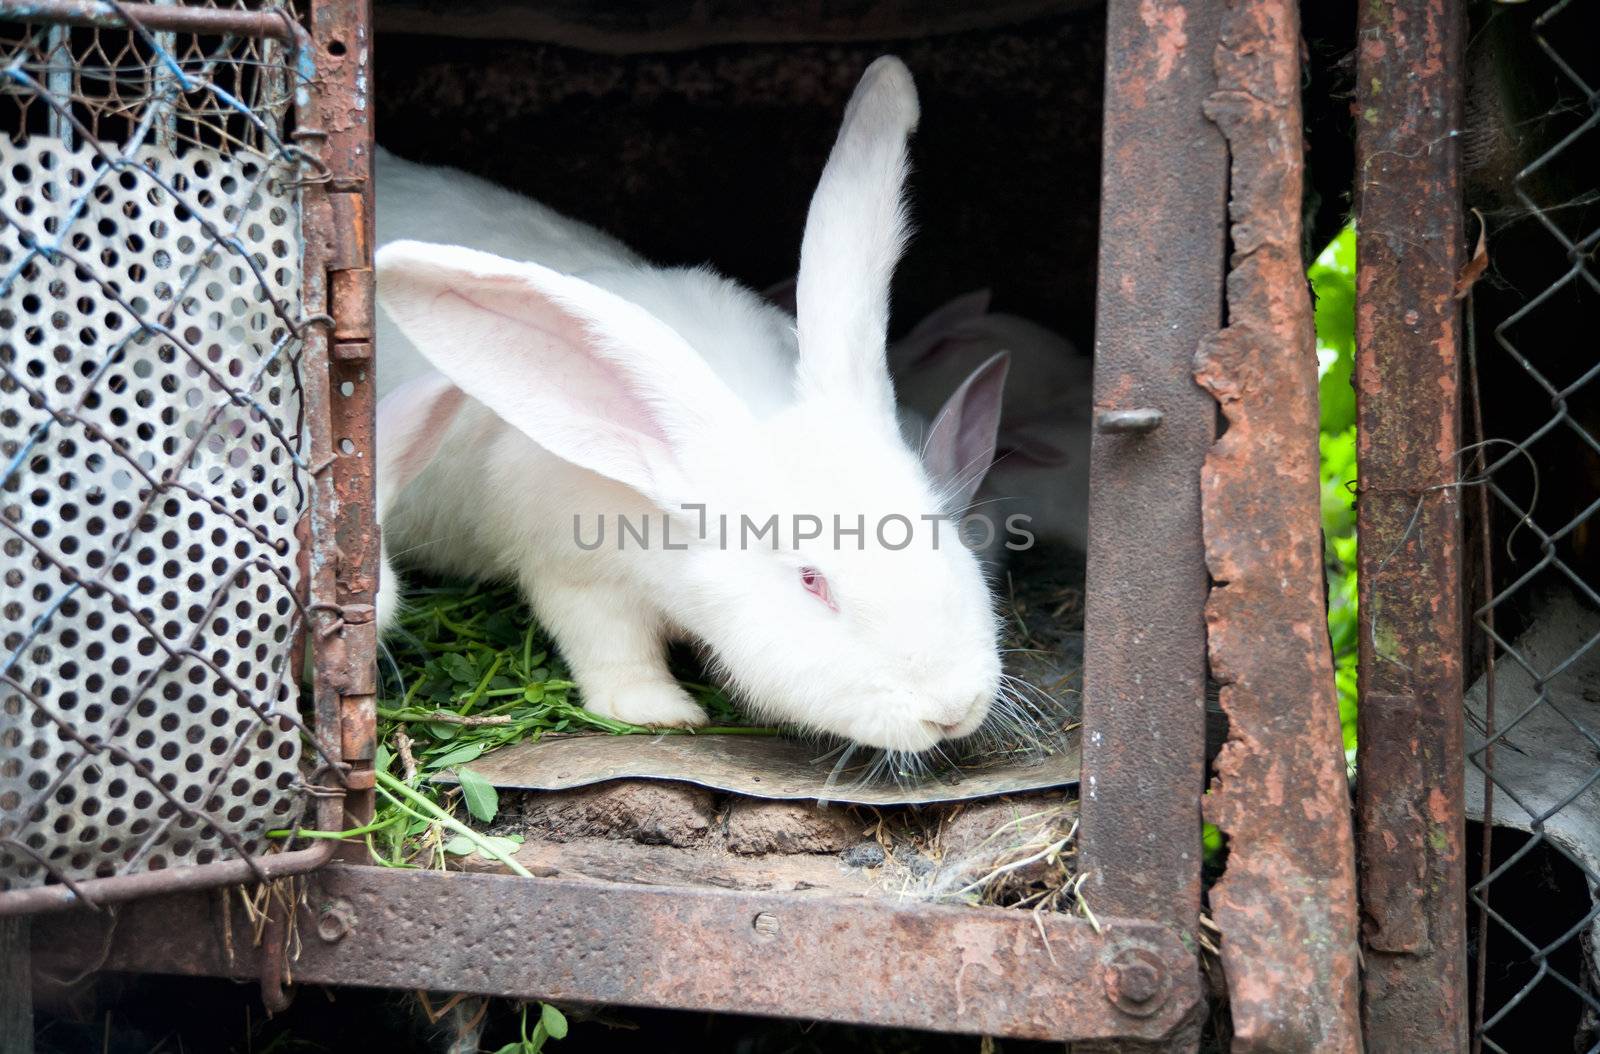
[458,654,503,715]
[364,831,405,869]
[374,769,534,879]
[265,813,403,840]
[434,610,483,637]
[400,674,427,711]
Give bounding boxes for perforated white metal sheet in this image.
[1,136,307,891]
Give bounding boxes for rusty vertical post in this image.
[1080,2,1225,1047]
[1353,1,1469,1050]
[303,0,377,836]
[1194,1,1365,1049]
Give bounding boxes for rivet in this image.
[752,912,781,938]
[1095,408,1164,435]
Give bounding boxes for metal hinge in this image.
[328,189,373,348]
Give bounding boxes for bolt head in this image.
[1114,962,1161,1003]
[316,901,354,943]
[1102,947,1169,1017]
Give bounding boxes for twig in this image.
[1031,901,1059,967]
[395,731,419,784]
[950,834,1074,899]
[391,711,514,727]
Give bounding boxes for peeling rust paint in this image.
[1353,0,1468,1049]
[1139,0,1189,82]
[1194,0,1364,1050]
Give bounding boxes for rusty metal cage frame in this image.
[1353,1,1600,1052]
[0,0,363,921]
[3,0,1388,1048]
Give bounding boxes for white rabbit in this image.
[759,284,1093,560]
[887,291,1093,558]
[371,57,1011,754]
[374,369,465,635]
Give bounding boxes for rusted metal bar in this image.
[0,0,298,40]
[1353,0,1469,1050]
[302,0,378,838]
[0,842,336,918]
[33,867,1205,1042]
[1079,1,1226,1047]
[1193,0,1365,1049]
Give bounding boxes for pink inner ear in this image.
[390,385,466,491]
[446,285,672,449]
[923,352,1008,507]
[377,373,467,501]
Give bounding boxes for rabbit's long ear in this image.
[923,351,1009,511]
[375,370,466,515]
[794,56,919,417]
[376,241,749,506]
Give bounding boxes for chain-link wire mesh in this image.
[1464,0,1600,1049]
[0,4,336,900]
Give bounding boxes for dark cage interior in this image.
[370,2,1107,350]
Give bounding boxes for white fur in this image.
[372,57,1004,752]
[888,292,1093,558]
[374,370,465,634]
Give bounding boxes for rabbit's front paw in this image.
[585,682,709,729]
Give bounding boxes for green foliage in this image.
[493,1003,569,1053]
[1312,224,1359,766]
[455,765,499,823]
[280,580,775,865]
[541,1003,570,1041]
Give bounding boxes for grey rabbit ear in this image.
[761,275,798,315]
[923,351,1009,511]
[887,289,993,378]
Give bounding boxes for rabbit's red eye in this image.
[799,567,836,611]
